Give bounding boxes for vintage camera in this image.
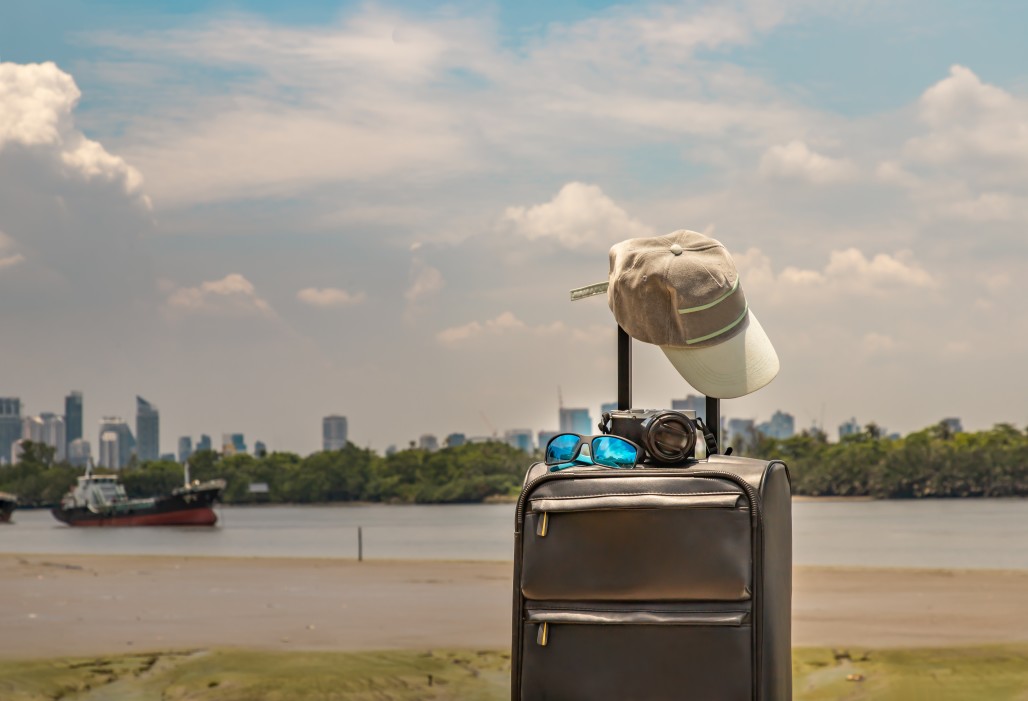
[600,409,711,465]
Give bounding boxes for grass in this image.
[2,645,1028,700]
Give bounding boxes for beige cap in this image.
[607,230,779,399]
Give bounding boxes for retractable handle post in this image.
[572,282,719,447]
[617,326,632,410]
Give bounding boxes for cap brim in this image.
[660,311,780,399]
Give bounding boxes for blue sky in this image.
[2,0,1028,453]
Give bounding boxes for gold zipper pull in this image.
[537,622,549,646]
[536,512,549,537]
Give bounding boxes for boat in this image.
[0,492,16,523]
[52,463,225,527]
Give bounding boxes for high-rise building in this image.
[22,415,45,443]
[196,434,212,453]
[559,408,592,435]
[418,434,439,451]
[757,410,795,440]
[671,395,707,421]
[64,391,83,455]
[322,415,349,451]
[178,436,193,463]
[99,430,120,469]
[10,439,27,465]
[222,433,246,455]
[941,417,963,434]
[40,413,67,462]
[0,398,21,466]
[725,418,756,448]
[98,417,135,469]
[444,433,466,448]
[838,418,861,441]
[253,440,267,457]
[68,438,92,467]
[136,396,160,462]
[505,429,534,453]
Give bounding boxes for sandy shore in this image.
[2,554,1026,658]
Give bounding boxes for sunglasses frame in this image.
[544,432,644,469]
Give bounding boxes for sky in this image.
[2,0,1027,455]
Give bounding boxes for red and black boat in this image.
[0,492,16,523]
[52,467,225,527]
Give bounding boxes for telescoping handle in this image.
[572,282,721,448]
[617,325,720,447]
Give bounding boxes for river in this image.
[3,499,1027,569]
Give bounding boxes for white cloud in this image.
[904,65,1028,174]
[0,62,146,198]
[436,311,566,346]
[406,261,444,302]
[759,140,856,184]
[296,287,365,308]
[735,246,938,303]
[502,182,653,250]
[165,273,274,317]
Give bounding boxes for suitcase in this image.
[510,326,792,700]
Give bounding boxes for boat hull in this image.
[51,505,217,527]
[52,483,223,527]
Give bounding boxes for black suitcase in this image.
[510,327,792,700]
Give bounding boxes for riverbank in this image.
[3,554,1028,658]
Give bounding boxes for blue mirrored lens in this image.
[546,434,581,464]
[591,436,638,468]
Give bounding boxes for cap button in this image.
[669,243,683,255]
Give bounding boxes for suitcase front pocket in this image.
[522,492,752,601]
[521,605,752,701]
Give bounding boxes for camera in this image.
[600,409,713,465]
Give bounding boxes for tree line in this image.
[0,440,529,507]
[3,420,1027,507]
[738,421,1028,498]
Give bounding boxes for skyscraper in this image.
[322,415,349,451]
[559,408,592,436]
[418,434,439,451]
[64,391,83,455]
[222,433,246,455]
[0,398,21,466]
[757,411,795,440]
[504,429,534,452]
[671,395,707,421]
[196,434,212,453]
[40,413,67,462]
[68,438,92,467]
[99,431,120,469]
[98,417,135,469]
[22,415,45,444]
[136,396,160,462]
[178,436,193,463]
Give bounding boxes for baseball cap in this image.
[607,230,779,399]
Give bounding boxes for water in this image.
[3,499,1027,570]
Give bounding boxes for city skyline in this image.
[0,383,972,463]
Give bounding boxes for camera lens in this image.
[642,412,697,464]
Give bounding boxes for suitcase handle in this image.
[617,326,721,448]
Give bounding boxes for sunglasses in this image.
[544,433,642,470]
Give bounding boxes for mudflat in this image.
[2,554,1026,658]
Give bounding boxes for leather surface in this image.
[511,455,792,700]
[522,506,752,601]
[521,619,752,700]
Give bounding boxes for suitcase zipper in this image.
[528,606,751,647]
